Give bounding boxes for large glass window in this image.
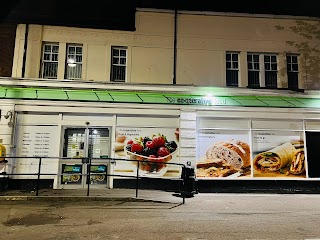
[61,127,110,186]
[111,47,127,82]
[40,43,59,79]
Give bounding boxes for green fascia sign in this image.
[0,86,319,109]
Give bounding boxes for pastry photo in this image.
[197,139,251,178]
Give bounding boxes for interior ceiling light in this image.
[67,58,77,67]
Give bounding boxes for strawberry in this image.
[152,135,166,148]
[157,146,170,157]
[131,142,143,154]
[146,140,154,149]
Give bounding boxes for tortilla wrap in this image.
[289,149,305,175]
[253,142,297,172]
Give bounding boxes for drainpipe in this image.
[21,23,29,78]
[173,9,177,85]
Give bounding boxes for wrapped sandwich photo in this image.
[289,149,305,175]
[253,142,297,172]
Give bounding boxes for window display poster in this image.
[90,164,107,184]
[61,164,82,184]
[196,130,251,178]
[252,131,305,178]
[114,127,180,178]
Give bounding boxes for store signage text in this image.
[167,97,227,105]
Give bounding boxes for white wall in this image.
[11,10,320,89]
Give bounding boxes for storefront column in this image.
[179,111,197,168]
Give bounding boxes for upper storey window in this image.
[40,43,59,79]
[226,52,239,87]
[65,44,83,80]
[287,54,299,90]
[111,46,127,82]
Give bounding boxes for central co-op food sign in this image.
[166,96,227,105]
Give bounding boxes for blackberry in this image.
[165,141,177,152]
[142,147,152,156]
[125,144,132,152]
[168,141,177,149]
[151,148,158,156]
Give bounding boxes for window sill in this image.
[246,86,304,93]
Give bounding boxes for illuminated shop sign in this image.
[167,97,227,105]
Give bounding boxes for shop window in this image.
[226,52,239,87]
[65,44,83,80]
[111,46,127,82]
[287,54,299,90]
[40,43,59,79]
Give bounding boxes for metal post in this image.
[183,166,186,204]
[136,161,139,198]
[36,157,42,196]
[87,157,91,197]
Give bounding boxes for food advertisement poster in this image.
[252,131,305,178]
[61,164,82,184]
[114,127,180,178]
[196,130,251,178]
[90,165,107,184]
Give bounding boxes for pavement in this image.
[0,188,189,204]
[2,191,320,239]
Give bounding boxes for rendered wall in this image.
[11,10,320,89]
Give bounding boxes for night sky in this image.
[1,0,319,30]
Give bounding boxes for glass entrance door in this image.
[60,127,111,188]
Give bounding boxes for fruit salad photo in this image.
[125,134,178,176]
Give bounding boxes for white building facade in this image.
[2,9,320,191]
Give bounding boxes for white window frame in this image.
[40,43,59,79]
[226,52,239,87]
[247,53,260,87]
[246,53,278,88]
[65,44,83,80]
[111,46,127,82]
[286,54,299,90]
[264,53,278,88]
[287,54,299,73]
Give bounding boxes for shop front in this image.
[2,84,320,192]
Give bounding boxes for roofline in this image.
[136,7,320,21]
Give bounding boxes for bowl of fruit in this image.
[124,134,178,176]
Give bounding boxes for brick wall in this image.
[0,23,17,77]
